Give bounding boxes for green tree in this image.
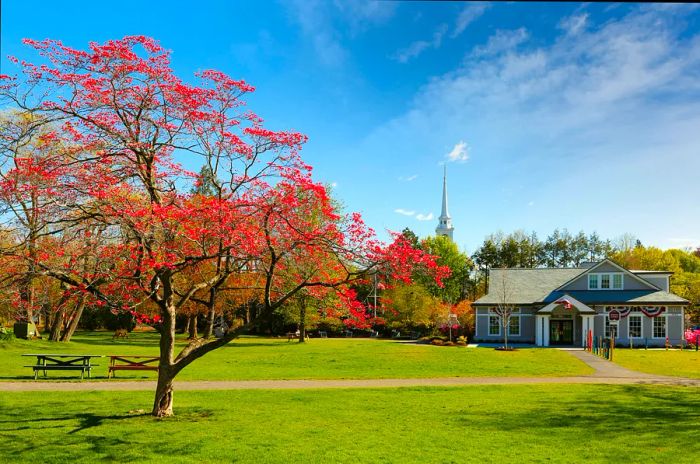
[417,235,472,304]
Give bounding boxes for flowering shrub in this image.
[685,328,700,347]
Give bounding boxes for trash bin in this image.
[13,322,37,339]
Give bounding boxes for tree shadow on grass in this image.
[454,384,700,441]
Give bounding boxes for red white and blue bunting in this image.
[605,306,666,318]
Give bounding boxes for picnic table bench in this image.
[23,354,102,380]
[287,331,309,341]
[108,355,159,378]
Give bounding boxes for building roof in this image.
[473,264,689,306]
[540,290,688,305]
[474,268,584,305]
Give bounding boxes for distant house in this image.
[473,259,688,347]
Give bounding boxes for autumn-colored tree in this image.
[0,37,447,416]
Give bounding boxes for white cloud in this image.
[415,212,434,221]
[287,0,397,67]
[331,182,338,188]
[358,6,700,248]
[471,28,529,57]
[393,23,448,63]
[445,141,469,163]
[452,2,490,38]
[528,201,534,207]
[394,208,416,216]
[399,174,418,181]
[558,13,589,36]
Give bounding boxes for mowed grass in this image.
[0,385,698,463]
[0,331,592,381]
[613,349,700,379]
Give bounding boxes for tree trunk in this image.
[152,367,175,417]
[60,297,86,342]
[183,315,191,335]
[298,304,306,343]
[153,298,177,417]
[48,309,64,342]
[187,315,198,339]
[203,291,216,339]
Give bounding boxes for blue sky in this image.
[2,2,700,253]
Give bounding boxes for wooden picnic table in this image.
[108,355,159,378]
[22,354,102,380]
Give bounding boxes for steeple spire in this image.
[435,165,454,241]
[440,165,449,218]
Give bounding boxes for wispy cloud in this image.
[288,0,397,67]
[393,23,448,63]
[394,208,416,216]
[399,174,418,182]
[471,28,529,57]
[415,212,434,221]
[452,2,490,38]
[362,6,700,247]
[558,13,589,36]
[446,141,469,163]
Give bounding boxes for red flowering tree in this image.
[0,36,447,416]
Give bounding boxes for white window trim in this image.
[652,315,667,339]
[588,272,624,291]
[628,314,643,339]
[488,315,501,336]
[508,314,521,337]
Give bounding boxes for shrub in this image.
[444,341,455,346]
[455,341,467,346]
[431,339,444,346]
[0,327,13,341]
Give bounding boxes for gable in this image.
[556,259,659,292]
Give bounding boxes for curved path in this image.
[1,350,698,392]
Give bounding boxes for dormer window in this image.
[588,272,623,290]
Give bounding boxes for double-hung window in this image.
[488,315,500,336]
[589,273,624,290]
[628,314,642,338]
[508,309,521,336]
[589,274,599,289]
[653,317,666,338]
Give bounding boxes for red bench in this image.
[108,355,159,378]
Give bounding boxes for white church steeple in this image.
[435,166,454,240]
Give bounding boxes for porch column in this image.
[536,315,543,346]
[543,316,550,346]
[581,315,593,348]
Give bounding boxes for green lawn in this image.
[613,349,700,379]
[0,331,593,381]
[0,385,697,463]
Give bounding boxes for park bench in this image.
[108,355,159,378]
[287,331,309,341]
[23,354,102,380]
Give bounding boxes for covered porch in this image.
[535,294,595,347]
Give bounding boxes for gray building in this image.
[473,259,687,347]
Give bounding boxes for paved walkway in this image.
[1,350,698,392]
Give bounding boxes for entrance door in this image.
[550,320,573,345]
